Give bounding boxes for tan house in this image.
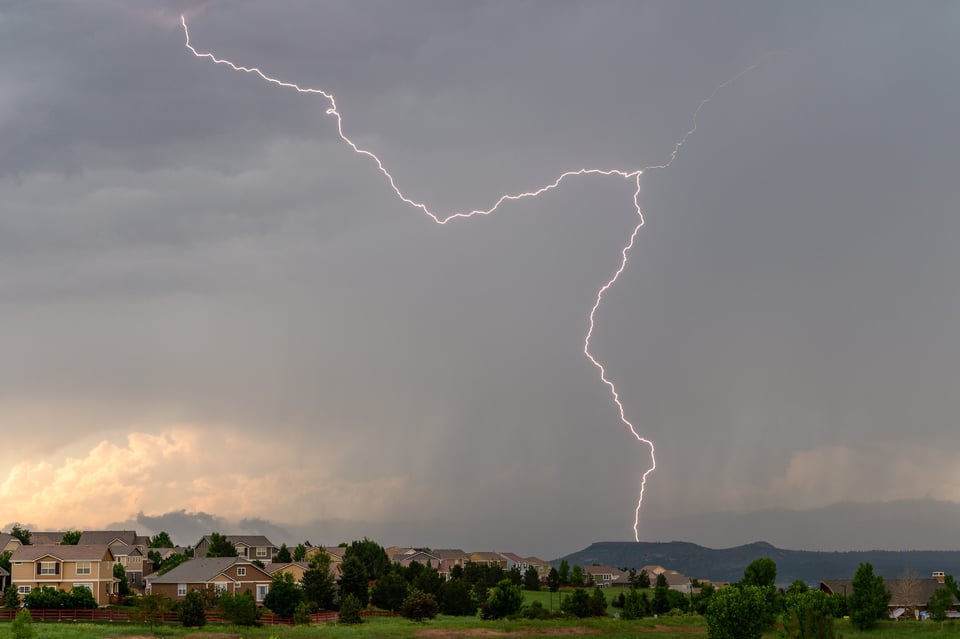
[9,544,117,606]
[0,533,23,554]
[147,557,273,604]
[265,561,311,583]
[469,552,507,569]
[583,565,626,588]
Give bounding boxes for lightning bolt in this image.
[180,15,761,542]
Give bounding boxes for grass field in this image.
[2,614,959,639]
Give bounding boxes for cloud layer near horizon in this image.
[2,1,959,557]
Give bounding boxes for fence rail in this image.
[0,607,393,624]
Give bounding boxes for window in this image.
[39,562,58,575]
[177,584,187,596]
[256,547,268,557]
[256,584,269,602]
[73,583,93,592]
[76,561,92,575]
[18,586,31,595]
[215,582,228,594]
[237,567,246,576]
[132,556,141,564]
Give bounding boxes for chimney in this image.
[933,571,945,583]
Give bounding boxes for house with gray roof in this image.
[146,557,273,603]
[194,535,277,562]
[9,544,118,606]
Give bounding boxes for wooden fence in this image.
[0,607,393,624]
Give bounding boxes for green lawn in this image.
[3,611,958,639]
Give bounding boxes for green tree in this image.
[740,557,780,627]
[507,565,523,586]
[848,562,890,631]
[293,543,308,562]
[3,584,20,609]
[786,580,810,597]
[338,593,364,624]
[11,609,34,639]
[275,543,292,563]
[439,578,476,616]
[205,532,237,557]
[484,579,524,619]
[344,538,390,581]
[10,524,30,545]
[180,589,206,627]
[928,587,954,627]
[149,531,174,548]
[371,570,409,611]
[693,583,716,615]
[705,585,767,639]
[113,563,131,599]
[588,587,608,616]
[400,589,439,621]
[655,572,668,588]
[782,607,840,639]
[413,563,443,597]
[561,588,591,618]
[264,572,305,617]
[570,564,584,587]
[621,588,649,620]
[523,566,540,591]
[652,581,670,615]
[293,600,312,625]
[742,558,777,588]
[157,551,191,575]
[60,530,81,545]
[0,551,11,576]
[219,591,259,625]
[558,560,570,585]
[546,567,560,592]
[301,550,337,610]
[338,554,370,607]
[637,569,651,589]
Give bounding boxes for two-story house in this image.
[9,544,117,606]
[194,535,277,562]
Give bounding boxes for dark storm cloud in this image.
[1,1,959,558]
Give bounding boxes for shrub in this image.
[400,589,439,621]
[180,589,206,627]
[483,580,524,619]
[219,592,260,626]
[621,588,648,620]
[439,578,476,616]
[338,593,364,624]
[11,609,34,639]
[521,600,558,619]
[588,587,608,616]
[293,600,313,625]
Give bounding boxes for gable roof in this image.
[197,534,276,548]
[149,557,271,584]
[78,530,142,546]
[0,533,21,550]
[265,561,310,575]
[10,544,114,562]
[30,532,66,545]
[0,567,9,577]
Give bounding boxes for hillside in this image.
[557,541,960,585]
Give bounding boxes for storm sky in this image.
[2,1,959,558]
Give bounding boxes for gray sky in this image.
[2,1,959,558]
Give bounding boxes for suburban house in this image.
[194,535,277,562]
[499,553,553,578]
[147,557,273,604]
[77,530,150,549]
[77,530,152,591]
[641,564,696,593]
[821,572,959,620]
[583,565,627,588]
[469,552,507,569]
[391,549,442,568]
[265,561,312,583]
[9,544,118,606]
[0,533,22,554]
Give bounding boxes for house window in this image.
[215,582,228,594]
[256,547,268,557]
[256,584,269,602]
[237,567,246,576]
[76,561,92,575]
[177,584,187,596]
[18,586,31,595]
[39,562,58,575]
[73,583,93,592]
[240,547,248,557]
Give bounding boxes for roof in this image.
[149,557,270,584]
[0,567,9,577]
[432,549,469,560]
[110,544,143,557]
[30,532,66,545]
[198,534,276,548]
[821,578,959,607]
[265,561,310,575]
[77,530,141,546]
[10,544,114,562]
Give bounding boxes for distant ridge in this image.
[556,541,960,585]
